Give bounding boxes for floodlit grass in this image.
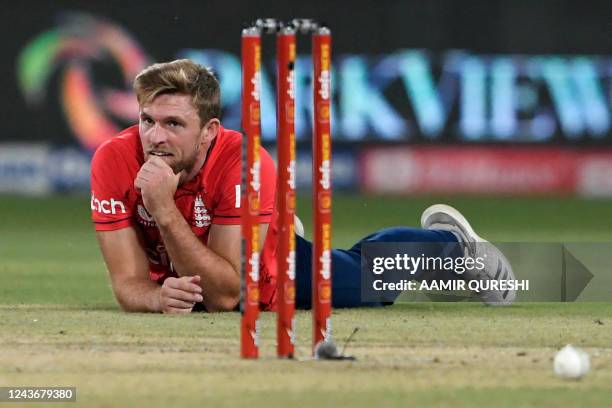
[1,194,612,407]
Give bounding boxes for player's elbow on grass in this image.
[110,278,163,313]
[112,293,154,314]
[115,297,146,313]
[198,263,241,312]
[203,293,239,313]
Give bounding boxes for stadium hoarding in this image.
[360,146,612,197]
[2,2,612,196]
[3,143,612,197]
[0,144,91,194]
[266,147,360,192]
[0,145,357,194]
[2,2,612,150]
[0,145,52,194]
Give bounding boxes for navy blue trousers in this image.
[295,227,461,308]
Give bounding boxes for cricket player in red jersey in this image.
[91,60,280,313]
[91,59,516,314]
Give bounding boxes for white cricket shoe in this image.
[421,204,516,306]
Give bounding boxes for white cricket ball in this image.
[553,344,590,380]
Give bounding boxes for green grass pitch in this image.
[1,194,612,407]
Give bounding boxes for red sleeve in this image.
[90,141,136,231]
[212,146,276,225]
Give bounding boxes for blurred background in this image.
[1,0,612,306]
[1,0,611,203]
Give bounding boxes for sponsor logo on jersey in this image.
[91,193,126,215]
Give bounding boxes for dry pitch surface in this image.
[1,303,611,407]
[1,195,612,407]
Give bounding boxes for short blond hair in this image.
[133,59,221,126]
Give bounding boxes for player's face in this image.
[139,93,217,176]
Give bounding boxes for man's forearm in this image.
[155,207,239,311]
[112,277,162,313]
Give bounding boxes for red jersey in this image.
[90,125,279,310]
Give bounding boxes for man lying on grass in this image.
[91,59,515,313]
